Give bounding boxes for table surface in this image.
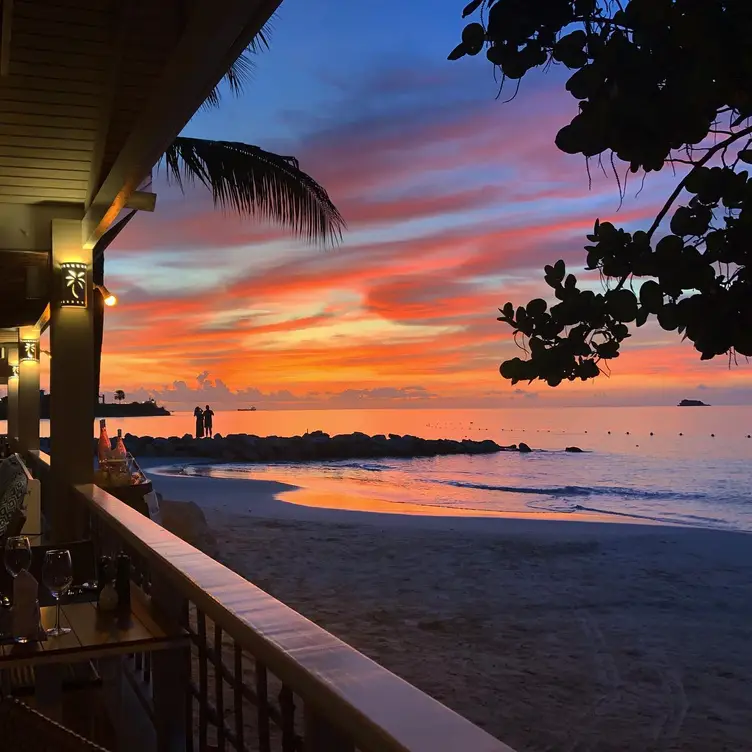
[0,586,188,669]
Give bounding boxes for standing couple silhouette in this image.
[193,405,215,438]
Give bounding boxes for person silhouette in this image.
[194,406,204,438]
[204,405,214,437]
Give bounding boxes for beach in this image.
[151,469,752,752]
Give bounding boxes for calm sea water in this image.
[12,406,752,532]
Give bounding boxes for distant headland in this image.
[678,399,710,407]
[0,392,170,419]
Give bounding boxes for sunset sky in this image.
[69,0,749,409]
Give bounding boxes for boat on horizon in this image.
[237,406,257,411]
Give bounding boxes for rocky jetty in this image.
[116,431,508,462]
[38,435,569,463]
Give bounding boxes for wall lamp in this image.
[95,283,118,307]
[20,340,39,362]
[60,262,88,307]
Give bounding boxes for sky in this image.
[77,0,750,410]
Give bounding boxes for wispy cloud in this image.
[99,56,748,406]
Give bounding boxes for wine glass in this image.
[42,549,73,637]
[4,536,31,578]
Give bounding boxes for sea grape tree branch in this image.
[449,0,752,386]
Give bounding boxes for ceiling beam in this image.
[82,0,282,249]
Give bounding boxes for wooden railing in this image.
[26,452,514,752]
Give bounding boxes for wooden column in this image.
[17,326,40,453]
[49,219,94,541]
[6,344,18,447]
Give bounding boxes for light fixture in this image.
[60,262,88,307]
[19,340,39,362]
[95,283,117,307]
[9,365,18,379]
[0,346,4,360]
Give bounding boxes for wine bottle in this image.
[97,419,111,466]
[114,429,128,460]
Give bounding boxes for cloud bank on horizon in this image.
[93,0,749,409]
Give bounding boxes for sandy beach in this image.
[150,467,752,752]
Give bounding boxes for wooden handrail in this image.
[73,482,513,752]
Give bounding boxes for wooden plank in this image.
[11,47,101,71]
[0,155,90,173]
[256,660,271,752]
[16,0,105,11]
[0,111,98,130]
[13,17,109,44]
[0,97,99,120]
[10,60,106,84]
[0,123,96,142]
[75,484,514,752]
[12,31,108,57]
[0,185,86,199]
[0,176,88,191]
[0,143,92,162]
[234,645,244,752]
[0,194,83,205]
[197,611,209,751]
[0,132,94,151]
[215,624,225,752]
[0,86,100,108]
[0,75,103,96]
[14,1,108,29]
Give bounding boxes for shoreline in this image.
[145,458,744,537]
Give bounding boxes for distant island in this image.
[96,400,171,417]
[0,392,171,419]
[678,399,710,407]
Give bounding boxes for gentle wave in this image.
[442,479,708,501]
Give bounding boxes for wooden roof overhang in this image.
[0,0,281,331]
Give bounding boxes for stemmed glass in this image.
[42,549,73,637]
[4,536,32,642]
[4,536,32,579]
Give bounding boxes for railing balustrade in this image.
[25,451,513,752]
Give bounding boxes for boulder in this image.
[565,446,584,453]
[518,442,532,453]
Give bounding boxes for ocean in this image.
[16,405,752,532]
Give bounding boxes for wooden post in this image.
[6,344,18,447]
[49,219,94,541]
[150,570,188,752]
[17,326,40,453]
[304,706,354,752]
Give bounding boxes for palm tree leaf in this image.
[203,20,273,109]
[161,137,345,245]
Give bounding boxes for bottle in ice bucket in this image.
[114,429,127,460]
[97,419,111,466]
